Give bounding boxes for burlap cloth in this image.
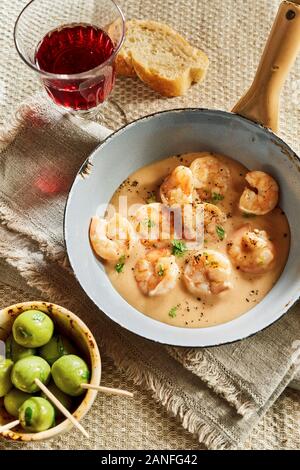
[0,0,299,450]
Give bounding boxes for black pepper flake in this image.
[246,298,250,303]
[284,233,288,238]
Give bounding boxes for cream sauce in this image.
[104,153,290,328]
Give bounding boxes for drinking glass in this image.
[14,0,125,115]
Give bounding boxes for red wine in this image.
[35,24,115,110]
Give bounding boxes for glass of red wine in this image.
[14,0,125,115]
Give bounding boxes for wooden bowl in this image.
[0,301,101,441]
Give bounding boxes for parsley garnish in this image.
[211,192,224,203]
[168,305,179,318]
[158,265,165,277]
[115,255,126,273]
[242,213,256,218]
[146,192,157,204]
[216,226,225,241]
[144,219,155,228]
[171,240,187,257]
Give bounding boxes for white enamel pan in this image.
[65,1,300,347]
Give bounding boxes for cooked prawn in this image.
[181,203,204,243]
[239,171,279,215]
[181,203,226,242]
[183,250,232,296]
[203,203,227,241]
[134,249,179,296]
[160,165,194,206]
[227,225,275,274]
[133,203,175,247]
[89,213,136,261]
[190,153,230,201]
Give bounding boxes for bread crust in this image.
[114,19,209,97]
[115,54,136,77]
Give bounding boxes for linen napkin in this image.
[0,93,299,449]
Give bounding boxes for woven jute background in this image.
[0,0,299,450]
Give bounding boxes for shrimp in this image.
[181,203,226,242]
[239,171,279,215]
[227,225,275,274]
[183,250,232,296]
[203,203,227,241]
[133,203,175,247]
[134,249,179,296]
[190,153,231,201]
[89,213,136,261]
[160,165,194,206]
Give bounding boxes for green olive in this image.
[11,356,51,393]
[41,382,73,416]
[39,334,76,365]
[13,310,54,348]
[5,335,36,362]
[52,355,90,397]
[0,357,13,397]
[19,397,55,432]
[4,389,32,418]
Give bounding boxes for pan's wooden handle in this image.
[232,1,300,132]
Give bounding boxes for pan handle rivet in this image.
[286,10,296,20]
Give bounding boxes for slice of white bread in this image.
[115,20,209,97]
